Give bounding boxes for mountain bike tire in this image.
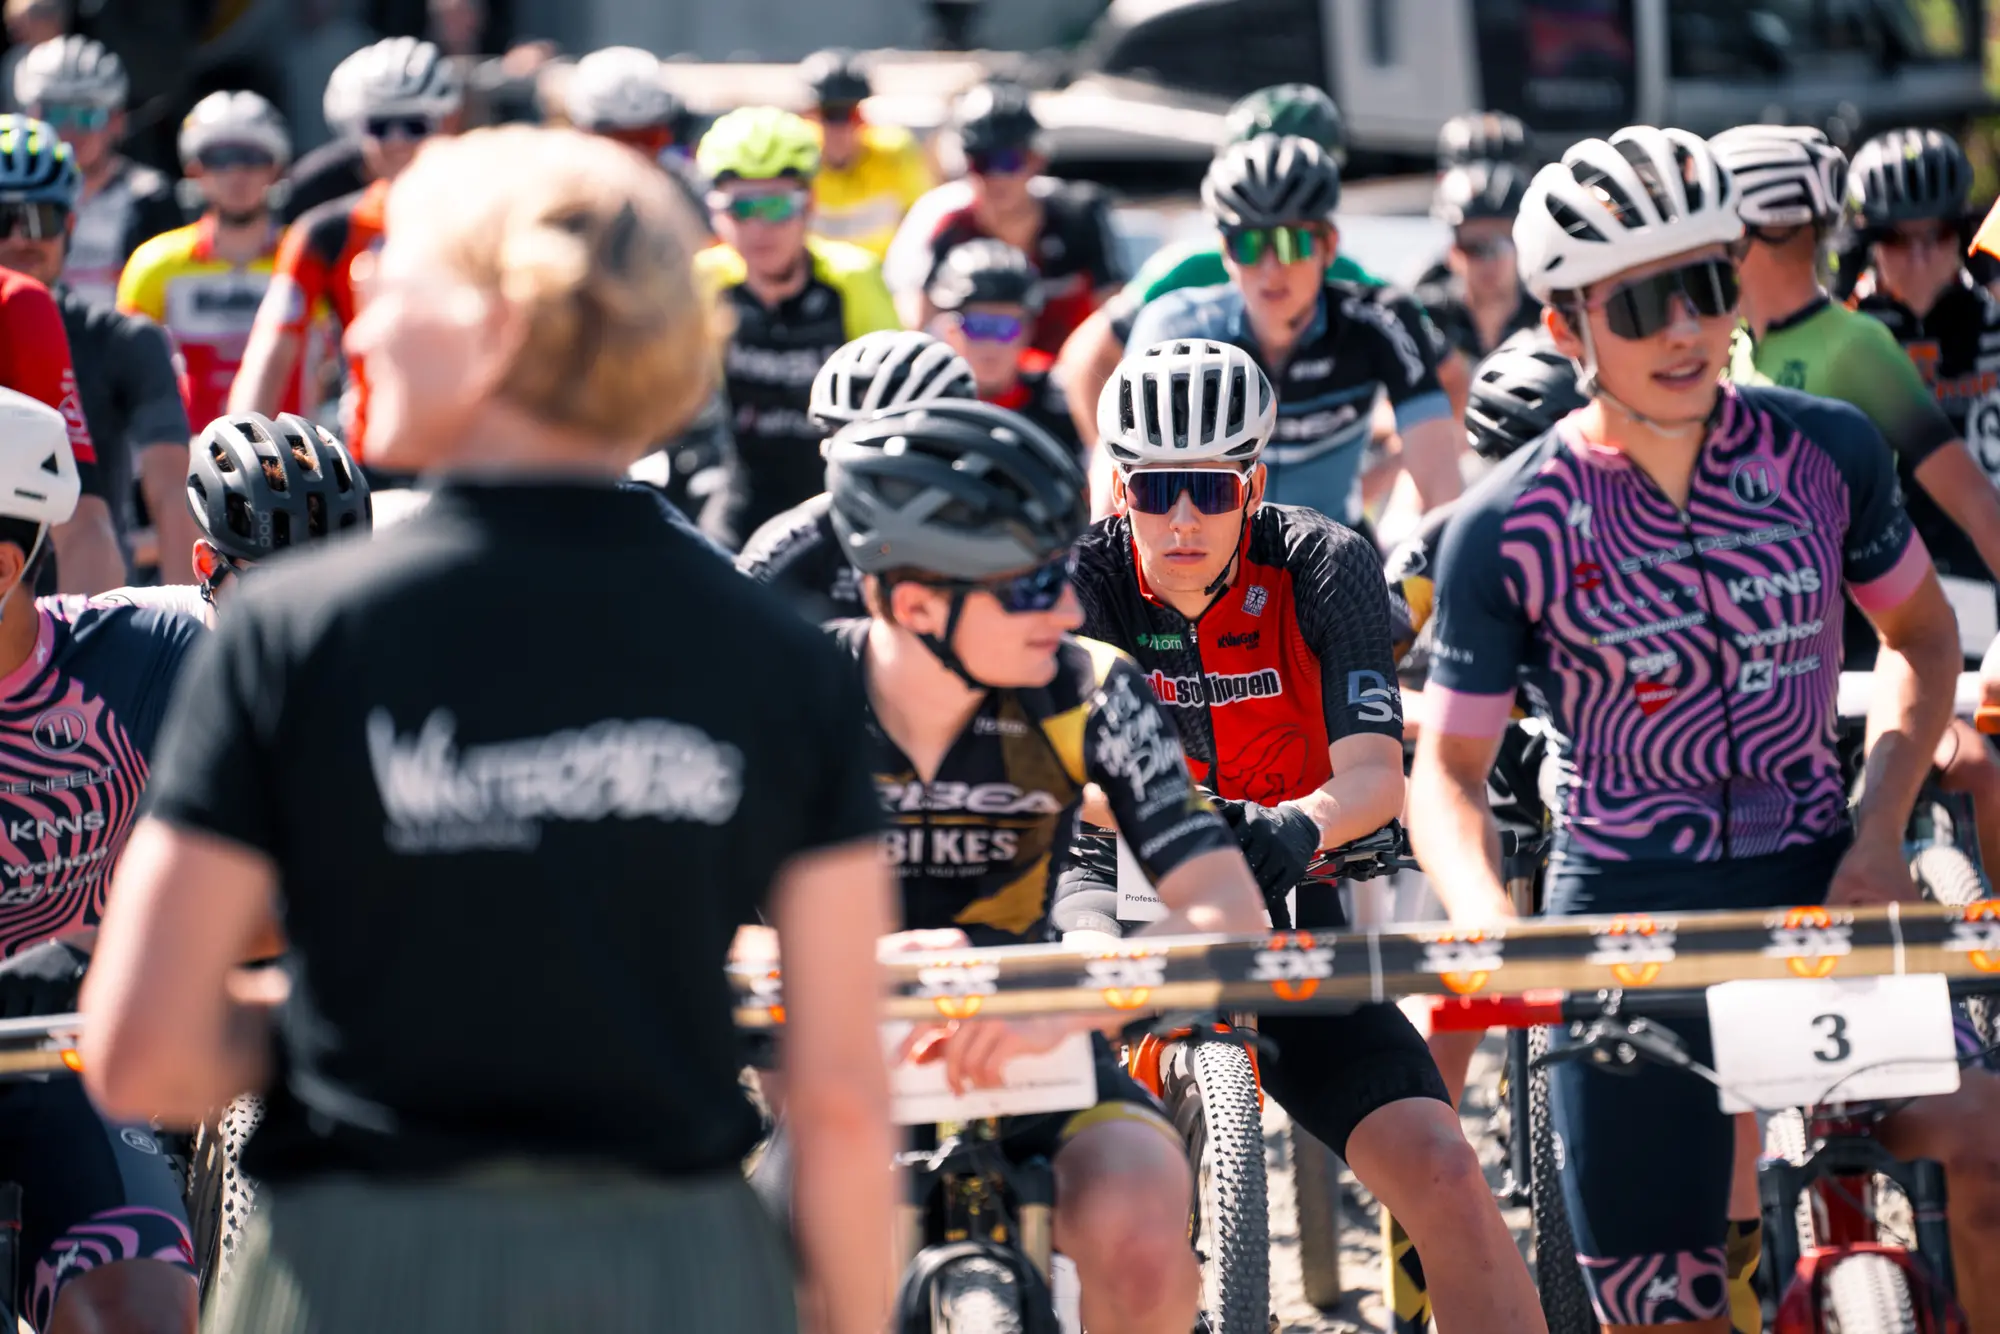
[183,1094,263,1304]
[1822,1250,1920,1334]
[933,1254,1028,1334]
[1911,843,1997,1048]
[1164,1039,1270,1334]
[1526,1026,1596,1334]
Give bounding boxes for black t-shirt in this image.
[279,139,369,227]
[56,284,190,534]
[144,481,882,1183]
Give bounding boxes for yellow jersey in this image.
[811,124,933,259]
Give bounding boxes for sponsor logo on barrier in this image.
[1588,915,1676,986]
[1947,900,2000,973]
[1250,931,1336,1002]
[1084,947,1169,1009]
[744,968,785,1024]
[1419,932,1503,995]
[914,959,1001,1020]
[1765,905,1852,978]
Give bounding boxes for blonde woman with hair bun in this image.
[81,124,896,1334]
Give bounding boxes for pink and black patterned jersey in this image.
[1426,384,1926,868]
[0,596,203,955]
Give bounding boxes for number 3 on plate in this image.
[1810,1012,1851,1064]
[1706,975,1959,1113]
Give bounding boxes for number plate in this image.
[1705,974,1960,1113]
[883,1023,1097,1125]
[1939,574,1998,658]
[1116,836,1168,922]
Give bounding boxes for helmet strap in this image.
[0,523,49,621]
[914,588,993,693]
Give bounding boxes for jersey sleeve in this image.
[735,502,845,616]
[2,282,96,466]
[1084,655,1237,883]
[1424,491,1532,737]
[1288,518,1406,742]
[840,259,903,340]
[114,237,169,322]
[881,183,966,297]
[1365,292,1451,431]
[262,217,327,337]
[1835,315,1957,470]
[116,315,194,445]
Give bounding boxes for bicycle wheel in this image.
[1822,1250,1919,1334]
[183,1094,263,1303]
[1291,1125,1343,1310]
[1163,1039,1270,1334]
[933,1254,1028,1334]
[1526,1026,1595,1334]
[1911,845,1998,1047]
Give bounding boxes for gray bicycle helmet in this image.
[927,239,1043,312]
[1847,127,1972,231]
[801,49,871,108]
[1433,160,1531,227]
[1465,331,1585,462]
[1437,111,1533,171]
[1202,135,1341,230]
[825,400,1086,580]
[187,413,372,567]
[13,36,126,111]
[809,330,977,432]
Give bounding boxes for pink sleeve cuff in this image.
[1422,683,1514,737]
[1851,533,1930,614]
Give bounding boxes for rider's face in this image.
[889,568,1083,689]
[1551,244,1736,428]
[1871,218,1964,317]
[1117,463,1263,600]
[191,159,281,220]
[1449,217,1518,306]
[710,181,811,282]
[1223,224,1332,333]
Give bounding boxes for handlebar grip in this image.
[1978,703,2000,736]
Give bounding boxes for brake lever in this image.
[1529,1016,1695,1079]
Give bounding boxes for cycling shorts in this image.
[999,1034,1176,1163]
[0,1076,196,1326]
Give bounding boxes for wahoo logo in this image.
[1733,620,1822,649]
[1148,668,1283,707]
[1727,567,1821,604]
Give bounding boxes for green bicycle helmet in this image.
[1223,84,1347,166]
[697,105,820,181]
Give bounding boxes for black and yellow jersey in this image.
[1384,503,1453,682]
[695,237,900,538]
[835,621,1236,943]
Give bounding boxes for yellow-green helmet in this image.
[697,106,820,182]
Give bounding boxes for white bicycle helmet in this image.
[1097,340,1276,470]
[564,46,681,132]
[808,331,977,432]
[0,386,79,529]
[1515,126,1743,305]
[1707,125,1846,229]
[178,91,291,168]
[323,37,462,135]
[13,36,126,111]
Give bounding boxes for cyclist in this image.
[11,35,179,308]
[0,385,203,1334]
[1435,109,1535,174]
[823,395,1268,1334]
[231,37,463,464]
[558,45,709,230]
[0,113,180,592]
[737,329,976,621]
[1416,160,1541,373]
[694,105,899,545]
[800,48,931,258]
[1061,339,1548,1332]
[926,238,1080,455]
[884,80,1124,353]
[1413,125,1969,1334]
[1125,135,1459,528]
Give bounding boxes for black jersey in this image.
[1414,273,1543,362]
[838,621,1235,943]
[736,494,860,623]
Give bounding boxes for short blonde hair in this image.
[385,125,722,449]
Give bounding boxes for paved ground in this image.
[1264,1035,1536,1333]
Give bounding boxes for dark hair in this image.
[0,516,50,588]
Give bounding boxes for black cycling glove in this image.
[1217,800,1323,906]
[0,939,88,1020]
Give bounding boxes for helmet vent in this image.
[260,455,288,493]
[272,509,291,548]
[1545,197,1603,243]
[1614,137,1675,218]
[306,492,327,538]
[225,493,254,540]
[1572,159,1641,228]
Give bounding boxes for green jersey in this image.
[1103,238,1383,342]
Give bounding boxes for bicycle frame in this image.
[897,1119,1057,1283]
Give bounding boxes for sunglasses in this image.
[710,189,810,223]
[1222,225,1319,266]
[967,147,1031,175]
[196,143,278,172]
[0,200,67,240]
[1583,257,1739,341]
[364,114,438,142]
[924,550,1076,614]
[1876,219,1959,251]
[955,310,1025,343]
[817,101,862,125]
[35,103,109,131]
[1455,235,1514,261]
[1123,468,1249,516]
[1742,222,1809,248]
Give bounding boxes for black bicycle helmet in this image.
[1847,127,1971,231]
[187,412,372,565]
[1436,110,1533,171]
[952,80,1040,157]
[927,239,1043,312]
[800,48,872,108]
[1432,160,1532,227]
[1202,134,1341,230]
[1223,83,1347,165]
[1464,332,1585,462]
[825,400,1085,580]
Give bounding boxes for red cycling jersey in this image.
[0,269,96,469]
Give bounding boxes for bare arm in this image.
[1852,569,1961,846]
[1291,733,1406,849]
[226,324,304,417]
[1437,346,1471,423]
[52,494,125,594]
[81,820,277,1126]
[140,441,195,584]
[773,839,896,1334]
[1408,728,1513,925]
[1138,845,1269,938]
[1398,415,1465,512]
[1912,442,2000,583]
